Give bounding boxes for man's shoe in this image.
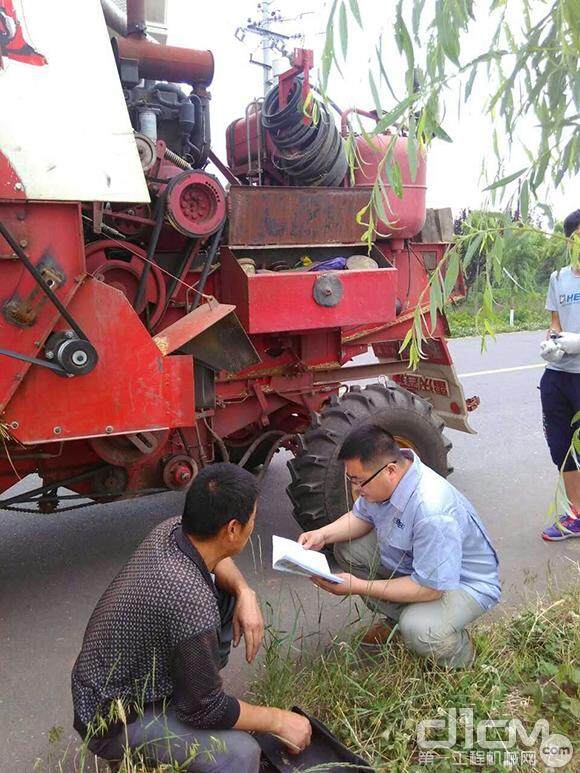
[542,513,580,541]
[360,620,397,646]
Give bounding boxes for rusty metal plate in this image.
[154,301,236,355]
[227,185,372,247]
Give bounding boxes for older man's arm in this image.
[213,557,264,663]
[213,556,252,596]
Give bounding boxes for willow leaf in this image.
[465,66,477,102]
[519,179,529,220]
[537,203,554,229]
[339,2,348,60]
[429,274,442,332]
[444,251,461,298]
[462,233,483,270]
[369,71,384,118]
[372,94,418,134]
[412,0,427,43]
[395,6,415,93]
[386,159,403,199]
[348,0,362,28]
[483,167,527,191]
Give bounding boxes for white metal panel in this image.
[0,0,149,202]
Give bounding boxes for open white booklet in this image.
[272,535,344,584]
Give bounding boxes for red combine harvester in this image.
[0,0,475,529]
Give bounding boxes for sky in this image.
[167,0,576,222]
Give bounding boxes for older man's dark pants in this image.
[334,531,486,667]
[86,590,261,772]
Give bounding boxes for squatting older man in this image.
[299,424,500,667]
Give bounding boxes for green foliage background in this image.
[446,208,569,337]
[322,0,579,364]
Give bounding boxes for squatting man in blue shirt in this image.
[299,424,501,667]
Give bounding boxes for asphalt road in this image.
[1,329,579,771]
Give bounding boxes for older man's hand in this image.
[233,588,264,663]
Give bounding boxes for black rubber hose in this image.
[261,78,347,187]
[154,82,187,98]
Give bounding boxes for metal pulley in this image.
[162,454,198,490]
[134,132,157,172]
[165,170,226,238]
[85,240,166,328]
[44,331,98,376]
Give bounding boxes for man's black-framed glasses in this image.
[345,459,396,489]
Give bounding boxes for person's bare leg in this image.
[563,469,580,513]
[543,467,580,539]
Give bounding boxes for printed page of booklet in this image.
[272,535,344,583]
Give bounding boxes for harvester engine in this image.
[122,78,211,169]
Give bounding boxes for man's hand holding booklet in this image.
[272,535,344,584]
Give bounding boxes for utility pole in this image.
[235,2,307,97]
[259,0,273,96]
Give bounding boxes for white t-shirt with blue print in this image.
[352,451,501,611]
[546,266,580,373]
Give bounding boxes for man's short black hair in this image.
[338,424,403,466]
[182,462,259,539]
[563,209,580,238]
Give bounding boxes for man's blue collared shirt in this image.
[352,451,501,611]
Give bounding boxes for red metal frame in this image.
[219,247,397,334]
[278,48,313,109]
[0,43,469,508]
[4,278,195,444]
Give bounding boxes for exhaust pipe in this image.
[100,0,157,43]
[100,0,214,84]
[100,0,127,36]
[127,0,147,37]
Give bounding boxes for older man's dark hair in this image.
[338,424,403,466]
[183,462,259,539]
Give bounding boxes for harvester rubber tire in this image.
[286,381,452,532]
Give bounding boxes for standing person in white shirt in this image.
[539,209,580,540]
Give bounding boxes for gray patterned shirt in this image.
[71,517,240,738]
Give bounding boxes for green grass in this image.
[37,578,579,772]
[446,289,550,338]
[250,577,580,772]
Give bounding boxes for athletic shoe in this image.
[542,513,580,541]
